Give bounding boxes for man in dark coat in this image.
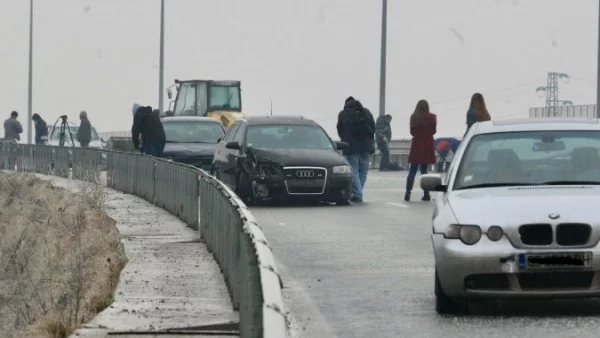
[77,111,93,147]
[32,113,48,145]
[336,96,375,202]
[375,114,392,171]
[132,103,166,157]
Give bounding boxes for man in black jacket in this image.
[32,113,48,145]
[336,96,375,202]
[131,103,166,157]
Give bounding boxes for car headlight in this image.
[444,224,482,245]
[332,165,352,174]
[486,225,504,241]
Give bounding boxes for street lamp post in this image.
[27,0,34,144]
[597,1,600,118]
[378,0,387,117]
[158,0,165,113]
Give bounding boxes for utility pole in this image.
[535,72,569,117]
[158,0,165,113]
[597,0,600,118]
[27,0,34,144]
[378,0,387,117]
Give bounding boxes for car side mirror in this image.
[335,141,349,150]
[420,174,447,192]
[167,88,173,100]
[217,138,222,143]
[226,141,241,150]
[101,137,106,143]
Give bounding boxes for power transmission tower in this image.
[535,72,570,117]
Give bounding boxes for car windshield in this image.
[454,130,600,190]
[245,124,334,150]
[50,126,99,140]
[163,121,224,143]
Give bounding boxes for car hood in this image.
[248,147,348,167]
[163,142,216,157]
[447,186,600,226]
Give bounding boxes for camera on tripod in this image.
[50,114,75,147]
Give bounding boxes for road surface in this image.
[250,171,600,338]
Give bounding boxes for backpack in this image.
[348,107,373,140]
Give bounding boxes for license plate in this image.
[518,252,593,270]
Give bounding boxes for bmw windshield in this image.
[245,125,334,150]
[454,130,600,190]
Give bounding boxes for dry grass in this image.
[0,172,128,338]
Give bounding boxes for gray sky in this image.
[1,0,598,140]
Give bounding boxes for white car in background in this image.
[421,118,600,314]
[46,120,106,148]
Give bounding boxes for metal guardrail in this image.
[0,141,288,338]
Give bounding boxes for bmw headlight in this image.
[444,224,482,245]
[332,165,352,175]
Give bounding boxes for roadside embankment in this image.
[0,172,127,338]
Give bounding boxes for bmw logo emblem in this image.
[548,213,560,220]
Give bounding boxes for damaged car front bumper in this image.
[247,164,352,202]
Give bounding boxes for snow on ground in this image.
[34,174,239,338]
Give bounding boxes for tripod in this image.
[51,115,75,147]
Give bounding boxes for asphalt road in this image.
[250,170,600,338]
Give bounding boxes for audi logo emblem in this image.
[296,170,315,178]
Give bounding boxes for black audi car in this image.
[161,116,225,171]
[211,115,353,205]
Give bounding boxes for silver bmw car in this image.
[421,118,600,314]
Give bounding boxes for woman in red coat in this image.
[405,99,437,201]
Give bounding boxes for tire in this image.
[435,269,468,315]
[335,197,351,206]
[236,172,254,205]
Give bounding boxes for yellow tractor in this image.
[165,79,246,128]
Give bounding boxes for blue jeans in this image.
[346,152,371,198]
[144,142,165,158]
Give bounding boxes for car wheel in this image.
[236,171,254,205]
[435,269,468,315]
[335,197,351,206]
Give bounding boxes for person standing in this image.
[336,96,376,202]
[405,100,437,202]
[132,103,166,157]
[465,92,491,134]
[77,111,92,147]
[3,111,23,142]
[32,113,48,145]
[375,114,392,171]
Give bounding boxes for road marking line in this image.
[386,202,408,208]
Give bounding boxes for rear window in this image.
[163,121,224,143]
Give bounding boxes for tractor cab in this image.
[166,79,245,128]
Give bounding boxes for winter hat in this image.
[132,103,141,115]
[345,96,355,103]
